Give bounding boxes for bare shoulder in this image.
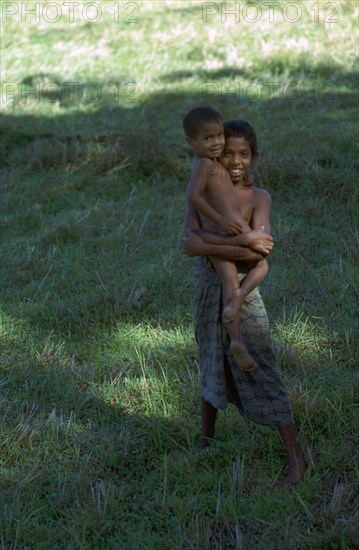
[192,156,216,175]
[253,186,272,205]
[194,156,215,167]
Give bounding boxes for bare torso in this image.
[190,156,243,232]
[234,185,256,224]
[233,184,271,270]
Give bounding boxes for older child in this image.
[183,106,267,372]
[182,119,307,486]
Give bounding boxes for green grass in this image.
[1,1,358,548]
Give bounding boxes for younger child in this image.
[183,106,268,372]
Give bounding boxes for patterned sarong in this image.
[194,257,294,426]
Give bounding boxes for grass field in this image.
[1,1,358,548]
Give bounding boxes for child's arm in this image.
[193,227,273,256]
[237,188,272,296]
[251,189,272,235]
[183,204,264,262]
[187,158,243,235]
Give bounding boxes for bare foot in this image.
[223,288,245,323]
[277,458,307,488]
[230,340,258,372]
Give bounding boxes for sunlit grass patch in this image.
[82,321,198,417]
[272,308,347,370]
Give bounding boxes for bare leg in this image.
[197,398,217,449]
[278,426,307,486]
[225,260,270,372]
[226,313,258,372]
[208,257,242,323]
[209,256,257,371]
[239,259,268,298]
[223,287,246,323]
[223,259,268,325]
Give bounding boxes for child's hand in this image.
[245,229,273,255]
[219,216,243,235]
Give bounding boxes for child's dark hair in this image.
[223,120,258,156]
[182,106,222,138]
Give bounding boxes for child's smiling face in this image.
[220,136,258,184]
[186,120,225,160]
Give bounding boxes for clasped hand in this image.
[219,216,243,235]
[242,228,273,255]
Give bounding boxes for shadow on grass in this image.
[1,66,358,347]
[159,60,359,85]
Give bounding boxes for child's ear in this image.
[185,135,194,147]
